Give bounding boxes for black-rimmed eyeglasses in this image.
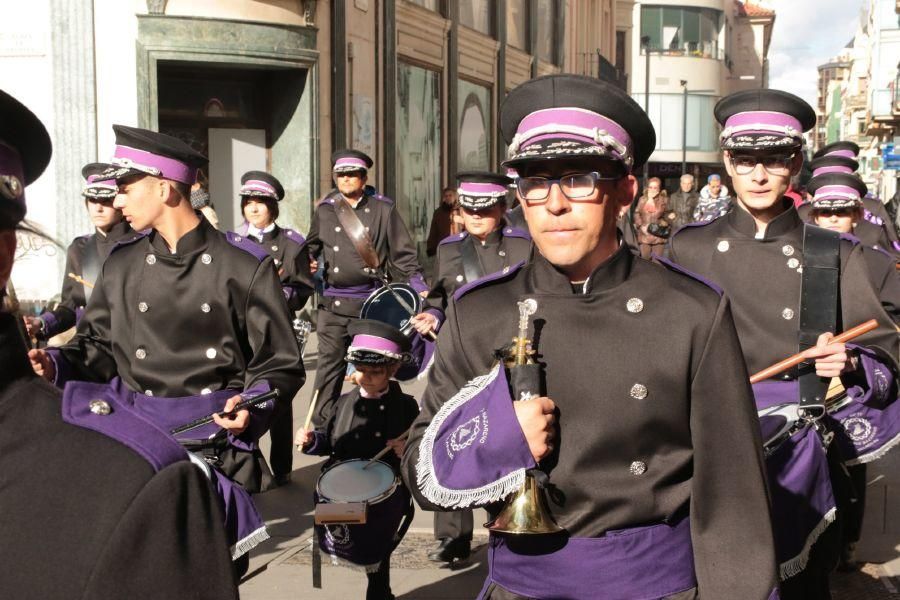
[516,172,622,205]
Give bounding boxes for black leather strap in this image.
[333,196,381,269]
[798,224,841,420]
[458,235,485,284]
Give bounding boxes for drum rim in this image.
[758,402,803,457]
[359,283,423,335]
[316,458,399,505]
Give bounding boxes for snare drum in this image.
[315,459,412,571]
[359,283,422,337]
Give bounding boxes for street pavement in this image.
[240,331,900,599]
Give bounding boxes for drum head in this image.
[359,284,422,336]
[317,459,397,503]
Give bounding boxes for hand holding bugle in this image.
[170,389,280,435]
[748,319,879,384]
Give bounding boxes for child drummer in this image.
[295,320,419,600]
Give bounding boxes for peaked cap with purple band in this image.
[346,319,411,365]
[807,172,868,210]
[0,88,51,228]
[99,125,207,185]
[332,149,373,173]
[81,162,118,200]
[456,171,509,210]
[813,140,859,160]
[809,155,858,178]
[239,170,284,201]
[716,89,815,150]
[499,74,655,172]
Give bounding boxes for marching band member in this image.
[403,74,779,599]
[668,89,899,598]
[0,90,238,599]
[296,320,419,600]
[24,163,136,341]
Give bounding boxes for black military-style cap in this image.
[81,162,118,201]
[332,149,373,174]
[499,74,655,172]
[808,155,858,178]
[715,89,815,151]
[456,171,510,210]
[807,172,868,210]
[99,125,207,185]
[0,89,52,228]
[239,170,285,201]
[813,141,859,160]
[346,319,411,365]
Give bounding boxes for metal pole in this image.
[681,83,688,176]
[641,36,651,188]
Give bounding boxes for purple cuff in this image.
[40,312,61,338]
[227,381,275,451]
[46,347,76,389]
[415,363,536,508]
[424,307,444,330]
[302,430,330,456]
[408,272,429,295]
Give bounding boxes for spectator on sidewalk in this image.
[668,173,699,230]
[693,173,731,222]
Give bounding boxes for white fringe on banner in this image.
[844,431,900,466]
[231,525,270,560]
[779,507,837,581]
[416,364,526,509]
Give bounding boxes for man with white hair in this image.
[669,173,699,230]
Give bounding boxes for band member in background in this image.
[0,90,238,599]
[403,74,778,599]
[297,149,428,431]
[28,125,305,572]
[426,186,459,258]
[412,171,532,564]
[296,320,419,600]
[668,89,899,598]
[24,163,136,341]
[236,169,310,485]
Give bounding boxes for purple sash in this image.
[479,518,696,600]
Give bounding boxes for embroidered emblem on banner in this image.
[446,409,489,460]
[325,525,352,549]
[842,415,877,447]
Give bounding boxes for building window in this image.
[507,0,529,50]
[396,62,442,247]
[632,92,719,152]
[458,79,492,170]
[407,0,440,11]
[459,0,492,35]
[536,0,561,65]
[640,5,721,59]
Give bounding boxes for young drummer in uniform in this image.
[296,320,419,600]
[403,74,779,599]
[410,171,531,564]
[24,163,136,341]
[668,89,899,598]
[235,169,310,485]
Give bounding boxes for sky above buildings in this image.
[768,0,866,107]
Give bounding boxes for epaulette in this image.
[282,228,306,246]
[227,231,269,262]
[61,380,188,472]
[108,229,149,256]
[439,231,467,246]
[651,255,724,297]
[365,186,394,204]
[839,232,862,247]
[452,260,525,303]
[502,226,532,241]
[863,209,884,226]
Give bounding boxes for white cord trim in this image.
[844,430,900,466]
[231,525,270,560]
[110,156,162,177]
[778,507,837,581]
[346,345,404,361]
[415,364,526,509]
[720,123,803,141]
[508,123,633,168]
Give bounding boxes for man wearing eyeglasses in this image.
[668,89,899,599]
[402,75,778,599]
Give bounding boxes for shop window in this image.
[459,0,492,35]
[458,79,492,171]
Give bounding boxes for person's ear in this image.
[616,175,639,209]
[723,152,737,178]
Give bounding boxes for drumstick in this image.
[363,428,410,469]
[749,319,879,384]
[373,271,438,341]
[170,389,280,435]
[303,388,321,431]
[68,272,94,289]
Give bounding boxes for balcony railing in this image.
[641,43,723,61]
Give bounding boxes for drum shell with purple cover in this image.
[314,458,410,569]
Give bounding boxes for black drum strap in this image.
[798,224,841,420]
[459,235,485,284]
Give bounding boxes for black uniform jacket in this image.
[669,203,899,375]
[299,187,427,317]
[41,221,136,337]
[306,381,419,472]
[55,216,304,407]
[427,225,532,312]
[239,223,310,313]
[0,314,237,599]
[403,246,779,599]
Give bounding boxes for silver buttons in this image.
[201,303,211,313]
[505,228,512,234]
[365,226,370,232]
[334,300,342,307]
[456,275,464,282]
[201,388,212,395]
[205,348,217,359]
[287,230,294,237]
[271,245,278,252]
[274,259,281,266]
[499,250,506,257]
[135,347,147,360]
[459,232,465,239]
[234,236,242,242]
[0,174,23,200]
[787,258,800,269]
[201,253,212,265]
[364,207,370,213]
[335,226,342,232]
[502,266,510,273]
[138,302,149,313]
[146,255,157,265]
[782,308,794,320]
[717,241,730,252]
[333,246,339,252]
[379,405,385,411]
[629,384,648,400]
[144,390,153,397]
[626,298,644,313]
[333,266,340,273]
[375,431,382,438]
[782,245,795,256]
[630,461,647,476]
[89,400,111,415]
